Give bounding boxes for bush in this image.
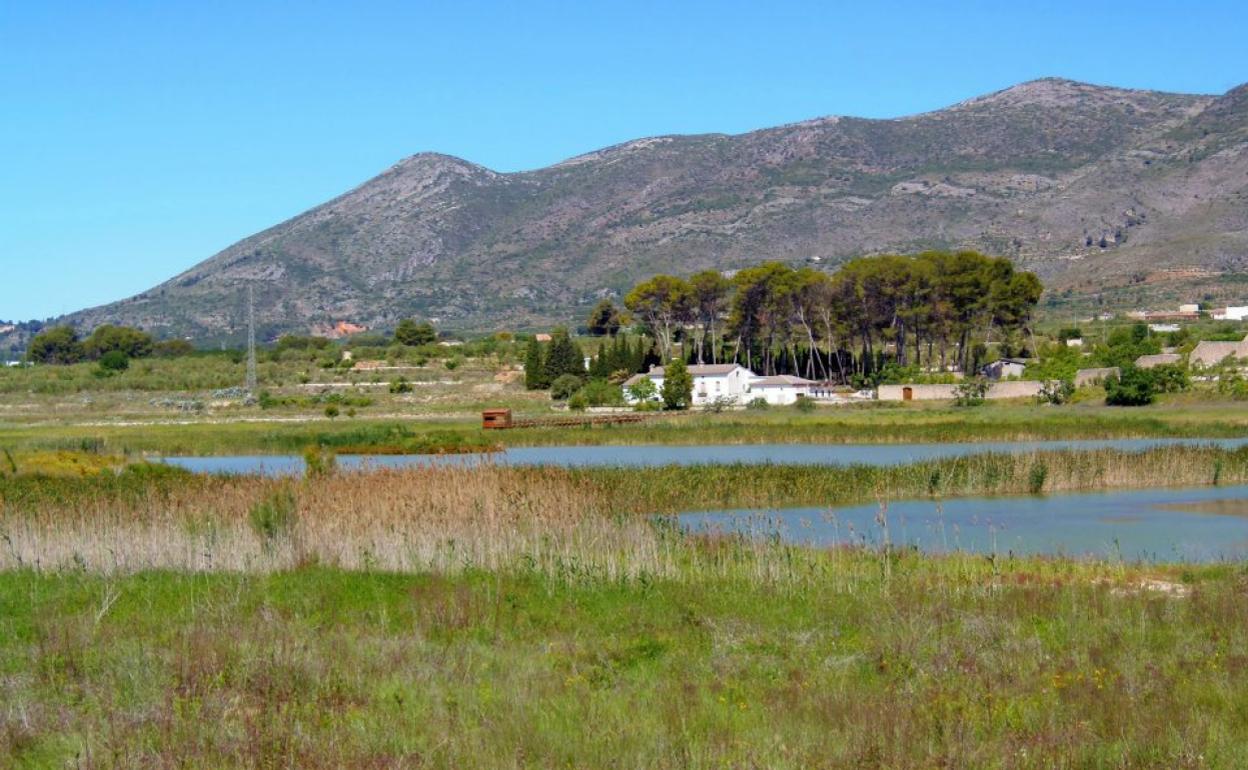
[1150,364,1190,394]
[577,378,624,407]
[153,339,195,358]
[746,397,770,410]
[567,392,589,411]
[389,377,413,394]
[793,396,816,412]
[626,377,657,403]
[324,404,340,419]
[954,379,989,407]
[97,350,130,373]
[1105,367,1156,406]
[1037,379,1075,405]
[550,374,584,400]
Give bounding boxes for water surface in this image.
[678,484,1248,563]
[161,437,1248,476]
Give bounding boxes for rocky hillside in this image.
[64,78,1248,340]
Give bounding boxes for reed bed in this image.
[5,446,1248,577]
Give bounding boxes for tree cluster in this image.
[523,329,584,391]
[394,319,437,347]
[26,324,158,365]
[623,252,1042,382]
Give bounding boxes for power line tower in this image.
[245,284,258,396]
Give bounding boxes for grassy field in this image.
[5,560,1248,768]
[4,400,1248,456]
[4,450,1248,766]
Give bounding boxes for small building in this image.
[1065,338,1084,348]
[1075,367,1119,387]
[1134,353,1182,369]
[1148,323,1181,333]
[623,364,754,406]
[1190,335,1248,368]
[1179,303,1201,314]
[1212,307,1248,321]
[482,408,513,429]
[747,374,816,405]
[980,358,1028,380]
[534,333,552,343]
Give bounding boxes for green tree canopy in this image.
[543,328,584,383]
[523,337,547,390]
[82,325,154,360]
[661,358,694,410]
[26,326,84,364]
[394,319,437,347]
[586,300,623,337]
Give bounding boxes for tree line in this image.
[621,251,1042,381]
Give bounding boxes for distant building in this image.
[534,333,552,343]
[624,364,753,406]
[1190,335,1248,368]
[622,364,814,407]
[1075,367,1119,387]
[1134,353,1182,369]
[747,374,816,405]
[1065,338,1084,347]
[1148,323,1181,333]
[1212,307,1248,321]
[980,358,1028,380]
[1179,303,1201,314]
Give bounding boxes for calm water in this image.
[160,437,1248,476]
[678,485,1248,563]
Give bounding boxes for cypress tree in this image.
[524,338,547,390]
[543,328,584,383]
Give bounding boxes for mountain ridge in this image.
[59,77,1248,341]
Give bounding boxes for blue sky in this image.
[1,1,1246,322]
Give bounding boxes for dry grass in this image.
[5,446,1248,577]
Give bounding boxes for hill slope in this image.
[65,78,1248,339]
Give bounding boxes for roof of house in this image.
[1134,353,1182,368]
[750,375,815,387]
[623,363,750,389]
[1190,337,1248,367]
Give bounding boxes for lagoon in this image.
[159,437,1248,475]
[678,484,1248,563]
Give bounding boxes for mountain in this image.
[64,78,1248,340]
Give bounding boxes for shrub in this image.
[746,397,770,410]
[954,379,989,407]
[550,374,584,400]
[1150,364,1190,393]
[444,357,462,371]
[626,377,657,403]
[97,350,130,373]
[567,392,589,411]
[324,404,340,419]
[1037,379,1075,405]
[793,396,816,413]
[389,378,413,394]
[1105,367,1156,406]
[578,379,624,407]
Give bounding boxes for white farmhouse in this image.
[747,374,816,405]
[1212,307,1248,321]
[622,364,816,407]
[623,364,754,406]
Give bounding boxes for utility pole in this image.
[245,284,258,396]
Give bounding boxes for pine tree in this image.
[661,358,694,410]
[524,338,547,390]
[543,328,584,383]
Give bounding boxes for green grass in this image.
[4,400,1248,456]
[3,561,1247,767]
